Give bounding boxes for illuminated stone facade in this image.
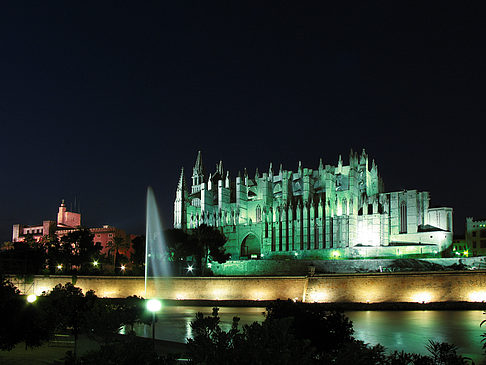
[174,150,453,260]
[466,217,486,256]
[12,201,132,258]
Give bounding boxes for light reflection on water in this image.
[131,306,266,343]
[129,307,486,364]
[347,310,485,364]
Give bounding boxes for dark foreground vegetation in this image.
[0,277,484,364]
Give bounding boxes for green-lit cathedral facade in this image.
[174,150,453,260]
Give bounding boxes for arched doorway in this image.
[241,234,261,259]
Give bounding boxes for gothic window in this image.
[271,226,276,251]
[368,204,373,215]
[400,201,407,234]
[256,205,262,222]
[447,212,451,231]
[342,198,347,215]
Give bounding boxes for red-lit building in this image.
[12,200,133,258]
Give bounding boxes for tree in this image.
[182,224,229,276]
[38,234,63,273]
[44,282,97,358]
[0,278,23,350]
[106,236,129,274]
[130,235,146,270]
[60,228,101,272]
[187,307,315,365]
[0,278,50,350]
[265,300,354,356]
[165,229,192,261]
[0,236,46,275]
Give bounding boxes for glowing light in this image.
[120,265,126,271]
[252,291,265,301]
[93,260,99,266]
[26,294,37,303]
[464,250,469,257]
[332,251,340,259]
[308,291,327,302]
[469,291,486,302]
[56,264,63,270]
[146,298,162,312]
[187,265,193,272]
[294,252,299,256]
[412,292,432,303]
[212,289,225,300]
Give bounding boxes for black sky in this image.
[0,2,484,240]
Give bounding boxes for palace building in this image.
[12,200,132,258]
[174,150,453,260]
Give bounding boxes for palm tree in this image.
[106,236,128,273]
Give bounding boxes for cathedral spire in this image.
[177,167,186,190]
[319,158,324,171]
[217,160,223,176]
[192,151,205,193]
[194,150,203,175]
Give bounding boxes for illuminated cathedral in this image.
[174,150,453,260]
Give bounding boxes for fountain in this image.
[145,186,171,296]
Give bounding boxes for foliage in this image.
[265,299,354,355]
[0,278,50,351]
[424,340,471,365]
[76,333,177,365]
[59,228,101,272]
[0,278,23,350]
[84,298,147,345]
[106,236,129,273]
[165,225,230,275]
[168,225,229,276]
[130,235,146,269]
[43,282,97,357]
[165,229,192,262]
[0,236,46,275]
[38,234,64,273]
[187,307,313,365]
[186,303,473,365]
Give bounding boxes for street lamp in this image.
[26,294,37,303]
[146,299,162,350]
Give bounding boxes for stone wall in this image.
[211,257,486,276]
[23,275,307,301]
[18,269,486,303]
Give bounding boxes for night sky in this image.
[1,2,484,241]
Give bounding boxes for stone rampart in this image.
[211,257,486,276]
[17,270,486,303]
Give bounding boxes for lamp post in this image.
[146,299,162,351]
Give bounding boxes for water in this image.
[131,307,486,363]
[145,186,171,294]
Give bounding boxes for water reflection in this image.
[131,306,266,343]
[128,307,485,363]
[347,310,485,364]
